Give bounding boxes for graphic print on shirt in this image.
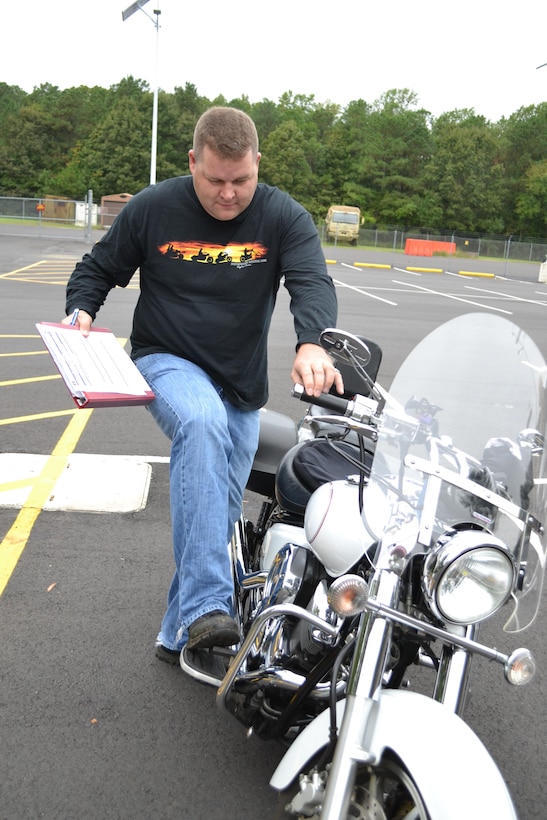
[159,241,268,268]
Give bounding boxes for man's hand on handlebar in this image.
[291,343,345,398]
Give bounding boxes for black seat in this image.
[275,438,373,517]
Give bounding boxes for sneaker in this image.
[187,610,239,650]
[155,641,181,665]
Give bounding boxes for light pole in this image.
[122,1,161,186]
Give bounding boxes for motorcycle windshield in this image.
[365,313,547,633]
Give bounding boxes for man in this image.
[63,106,342,670]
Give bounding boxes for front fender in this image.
[270,689,516,819]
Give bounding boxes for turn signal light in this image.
[328,574,369,617]
[504,648,536,685]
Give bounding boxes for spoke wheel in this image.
[349,755,429,819]
[278,753,429,820]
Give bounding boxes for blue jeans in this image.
[136,353,260,651]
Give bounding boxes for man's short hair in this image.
[193,107,259,161]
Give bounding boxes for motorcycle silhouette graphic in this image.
[191,248,233,264]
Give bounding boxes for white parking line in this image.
[391,280,513,314]
[392,266,421,276]
[465,286,547,307]
[333,278,398,306]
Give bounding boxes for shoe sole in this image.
[187,618,240,651]
[155,644,181,665]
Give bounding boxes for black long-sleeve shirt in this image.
[66,176,338,410]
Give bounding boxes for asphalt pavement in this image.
[1,230,546,819]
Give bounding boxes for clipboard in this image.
[36,322,155,408]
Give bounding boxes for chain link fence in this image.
[1,195,546,262]
[0,195,98,241]
[319,225,547,263]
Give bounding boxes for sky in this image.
[2,0,546,122]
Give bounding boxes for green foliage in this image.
[0,83,27,133]
[497,103,547,234]
[423,110,504,233]
[515,159,547,236]
[260,120,314,211]
[0,80,545,237]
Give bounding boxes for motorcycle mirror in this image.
[518,428,544,455]
[320,328,372,369]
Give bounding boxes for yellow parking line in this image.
[0,477,36,492]
[0,350,49,357]
[0,261,47,278]
[0,408,93,595]
[0,409,76,426]
[0,375,60,387]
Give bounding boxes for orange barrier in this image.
[405,239,456,257]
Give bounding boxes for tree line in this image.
[0,77,546,238]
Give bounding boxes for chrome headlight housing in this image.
[422,529,515,625]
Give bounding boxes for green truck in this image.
[325,205,361,245]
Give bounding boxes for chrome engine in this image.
[224,540,346,739]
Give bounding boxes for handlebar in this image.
[291,383,378,424]
[292,383,350,414]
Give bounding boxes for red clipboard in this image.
[36,322,155,408]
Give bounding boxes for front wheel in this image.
[278,752,429,819]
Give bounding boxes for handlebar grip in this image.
[291,383,350,415]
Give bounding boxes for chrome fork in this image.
[320,569,401,819]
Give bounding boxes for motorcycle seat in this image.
[247,409,298,496]
[275,438,374,517]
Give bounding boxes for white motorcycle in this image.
[184,313,546,819]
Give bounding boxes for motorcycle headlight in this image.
[423,529,514,625]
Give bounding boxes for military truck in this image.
[325,205,361,245]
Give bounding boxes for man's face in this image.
[189,145,261,221]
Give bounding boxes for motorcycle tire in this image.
[276,750,429,819]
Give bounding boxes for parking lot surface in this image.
[1,231,546,819]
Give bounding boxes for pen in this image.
[69,308,80,326]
